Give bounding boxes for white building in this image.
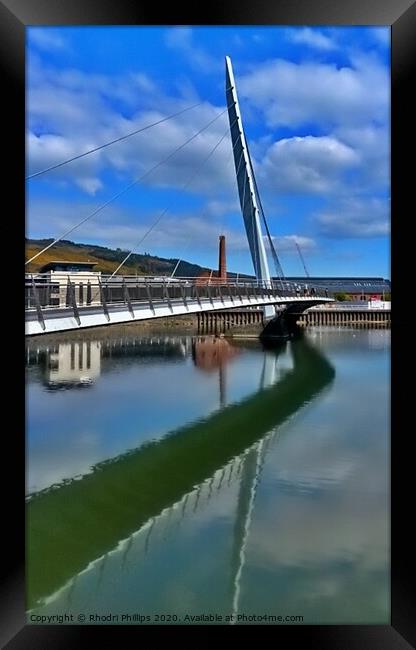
[38,260,102,307]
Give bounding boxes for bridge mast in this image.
[225,56,272,291]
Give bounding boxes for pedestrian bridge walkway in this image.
[25,275,333,336]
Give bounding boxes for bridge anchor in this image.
[260,303,314,341]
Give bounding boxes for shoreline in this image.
[26,311,390,347]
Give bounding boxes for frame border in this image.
[2,0,414,646]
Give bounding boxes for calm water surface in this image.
[26,327,390,624]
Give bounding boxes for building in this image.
[281,277,391,301]
[38,261,98,274]
[37,260,102,307]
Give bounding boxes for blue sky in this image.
[26,26,390,277]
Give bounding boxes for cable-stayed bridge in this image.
[25,57,333,336]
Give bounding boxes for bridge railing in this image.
[25,274,331,312]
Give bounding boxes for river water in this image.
[26,327,390,625]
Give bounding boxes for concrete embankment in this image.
[26,308,390,345]
[198,308,391,337]
[297,309,391,327]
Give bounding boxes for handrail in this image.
[25,273,332,313]
[24,272,327,289]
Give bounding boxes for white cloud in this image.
[315,197,390,238]
[288,28,337,51]
[370,27,390,47]
[239,55,389,129]
[269,235,316,253]
[165,26,193,49]
[165,27,220,73]
[76,177,104,195]
[232,34,244,48]
[28,28,68,52]
[205,199,239,218]
[27,132,105,195]
[27,198,245,254]
[334,124,389,190]
[27,196,317,261]
[259,135,359,194]
[132,73,158,94]
[27,57,236,196]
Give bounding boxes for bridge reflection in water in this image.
[27,334,335,615]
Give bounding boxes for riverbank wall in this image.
[27,308,390,344]
[297,309,391,327]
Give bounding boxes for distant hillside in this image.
[25,239,210,277]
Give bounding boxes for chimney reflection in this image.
[192,336,239,371]
[192,336,240,408]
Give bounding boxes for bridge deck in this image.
[25,277,334,335]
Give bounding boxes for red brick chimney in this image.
[218,235,227,281]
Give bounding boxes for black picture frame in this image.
[2,0,414,646]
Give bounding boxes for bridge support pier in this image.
[260,307,303,341]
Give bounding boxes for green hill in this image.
[25,238,210,277]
